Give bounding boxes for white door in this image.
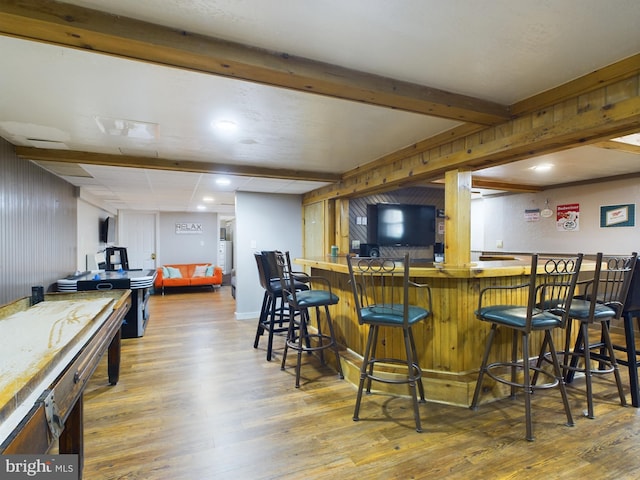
[119,212,158,270]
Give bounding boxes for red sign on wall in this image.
[556,203,580,231]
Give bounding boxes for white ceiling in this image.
[0,0,639,214]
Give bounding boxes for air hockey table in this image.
[0,290,131,478]
[57,269,156,338]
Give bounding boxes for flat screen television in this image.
[100,216,116,244]
[367,203,436,247]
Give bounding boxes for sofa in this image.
[154,263,223,294]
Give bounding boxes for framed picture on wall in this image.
[600,204,635,228]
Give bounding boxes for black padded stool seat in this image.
[346,254,432,432]
[272,250,344,388]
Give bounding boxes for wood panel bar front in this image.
[295,256,577,407]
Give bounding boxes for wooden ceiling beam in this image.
[15,147,341,183]
[471,178,543,193]
[342,124,486,180]
[0,0,510,126]
[304,91,640,203]
[592,140,640,154]
[342,55,640,182]
[512,53,640,116]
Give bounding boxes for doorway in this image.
[119,212,158,270]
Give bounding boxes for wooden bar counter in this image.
[296,255,578,407]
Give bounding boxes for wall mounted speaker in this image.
[360,243,380,257]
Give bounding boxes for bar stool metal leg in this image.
[621,312,640,407]
[403,326,423,433]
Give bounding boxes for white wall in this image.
[473,177,639,255]
[157,212,220,265]
[77,195,115,272]
[235,192,303,320]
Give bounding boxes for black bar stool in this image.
[471,254,583,441]
[272,250,344,388]
[618,258,640,406]
[346,254,433,432]
[568,253,640,407]
[253,252,308,361]
[558,253,636,418]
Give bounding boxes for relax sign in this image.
[175,223,203,234]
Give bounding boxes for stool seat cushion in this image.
[362,304,429,326]
[289,290,339,308]
[476,305,563,329]
[568,298,616,320]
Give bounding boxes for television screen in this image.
[367,204,435,247]
[100,216,116,244]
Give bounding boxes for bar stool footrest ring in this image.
[486,361,559,391]
[364,357,423,385]
[286,333,336,353]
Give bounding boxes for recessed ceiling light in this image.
[530,163,553,172]
[213,120,238,133]
[196,205,206,210]
[215,178,231,186]
[202,196,214,203]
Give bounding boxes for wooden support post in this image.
[335,198,350,255]
[444,169,472,266]
[324,199,335,256]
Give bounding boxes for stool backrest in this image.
[623,254,640,314]
[591,252,638,317]
[346,254,432,327]
[260,250,285,295]
[529,254,583,330]
[272,250,316,308]
[254,253,269,291]
[260,251,279,281]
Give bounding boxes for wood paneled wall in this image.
[0,138,77,305]
[311,267,564,405]
[348,186,444,256]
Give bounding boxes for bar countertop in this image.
[296,255,535,279]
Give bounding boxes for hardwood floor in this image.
[81,288,640,479]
